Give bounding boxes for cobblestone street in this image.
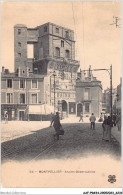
[1,121,121,163]
[1,120,121,188]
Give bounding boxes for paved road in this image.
[1,123,121,163]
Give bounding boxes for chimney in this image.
[87,65,91,78]
[5,69,9,74]
[2,66,4,73]
[81,70,85,81]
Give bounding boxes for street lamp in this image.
[50,70,57,114]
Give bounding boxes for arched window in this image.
[55,47,60,57]
[65,50,70,58]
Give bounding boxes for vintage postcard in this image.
[1,0,122,191]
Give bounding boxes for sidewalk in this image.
[1,121,51,143]
[111,126,121,145]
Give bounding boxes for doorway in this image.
[77,103,83,116]
[19,111,25,121]
[62,100,67,112]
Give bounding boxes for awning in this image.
[28,104,54,114]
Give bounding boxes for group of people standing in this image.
[80,112,112,142]
[89,112,112,142]
[50,111,120,143]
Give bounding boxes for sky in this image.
[1,1,122,90]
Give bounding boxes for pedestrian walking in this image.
[98,113,103,122]
[89,113,96,135]
[116,113,121,131]
[50,112,61,140]
[102,115,112,142]
[112,114,116,126]
[79,112,83,122]
[4,112,8,124]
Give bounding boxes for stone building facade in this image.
[102,88,117,114]
[1,22,103,120]
[1,68,45,120]
[14,22,79,118]
[76,70,102,117]
[116,78,121,115]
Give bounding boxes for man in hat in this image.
[51,112,61,140]
[89,113,96,134]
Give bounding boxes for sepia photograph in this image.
[1,0,122,190]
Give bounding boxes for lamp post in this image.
[53,71,56,114]
[110,65,112,121]
[50,70,56,114]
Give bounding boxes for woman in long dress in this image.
[102,116,112,142]
[51,112,61,140]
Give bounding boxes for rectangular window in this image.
[7,93,13,104]
[85,103,89,113]
[18,53,21,57]
[18,29,21,35]
[84,88,90,100]
[20,79,25,88]
[20,94,25,104]
[18,42,21,47]
[55,47,60,57]
[7,79,12,88]
[56,27,59,33]
[65,31,69,38]
[65,50,70,58]
[32,80,37,88]
[44,26,47,32]
[32,94,37,104]
[61,40,64,47]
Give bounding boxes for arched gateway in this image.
[62,100,67,112]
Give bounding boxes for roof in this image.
[14,22,74,32]
[1,72,15,78]
[76,79,102,89]
[14,24,27,28]
[37,22,74,32]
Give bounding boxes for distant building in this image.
[116,78,121,115]
[102,88,117,114]
[102,88,110,113]
[76,67,102,118]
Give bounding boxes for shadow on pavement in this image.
[1,123,121,163]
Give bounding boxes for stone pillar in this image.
[58,100,62,112]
